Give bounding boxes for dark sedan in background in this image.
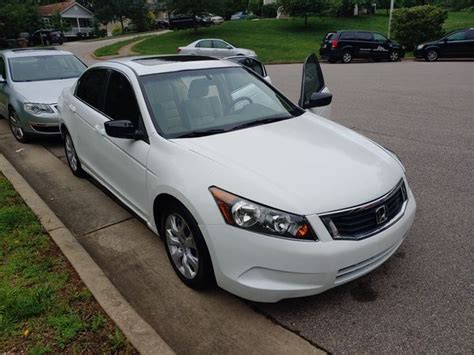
[415,28,474,61]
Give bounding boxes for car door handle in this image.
[95,124,106,136]
[69,104,76,113]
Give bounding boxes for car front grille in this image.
[321,180,408,240]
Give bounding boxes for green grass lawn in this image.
[0,174,136,354]
[132,12,474,63]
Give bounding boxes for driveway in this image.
[60,31,168,65]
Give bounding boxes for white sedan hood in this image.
[12,78,77,103]
[175,113,404,215]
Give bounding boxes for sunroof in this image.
[133,55,218,66]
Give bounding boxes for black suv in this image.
[319,30,405,63]
[414,28,474,61]
[29,30,64,46]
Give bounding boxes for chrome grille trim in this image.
[320,179,408,240]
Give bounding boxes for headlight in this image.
[209,187,317,241]
[417,44,424,50]
[24,103,54,115]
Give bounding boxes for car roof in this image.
[0,48,73,59]
[99,55,241,76]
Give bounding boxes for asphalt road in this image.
[10,36,474,353]
[261,61,474,353]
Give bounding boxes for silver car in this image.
[178,39,257,58]
[0,48,86,142]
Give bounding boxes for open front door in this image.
[299,53,332,118]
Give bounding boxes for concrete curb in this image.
[0,154,174,355]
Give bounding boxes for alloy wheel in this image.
[427,50,438,62]
[9,111,25,140]
[389,51,400,62]
[165,213,199,279]
[65,134,78,172]
[342,52,352,63]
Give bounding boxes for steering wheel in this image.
[232,96,253,110]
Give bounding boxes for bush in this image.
[248,0,263,16]
[111,26,122,36]
[392,5,448,50]
[262,4,278,18]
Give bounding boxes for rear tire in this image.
[425,49,438,62]
[342,51,352,63]
[160,200,214,290]
[64,132,85,177]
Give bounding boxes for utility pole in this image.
[387,0,395,39]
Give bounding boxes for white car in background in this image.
[59,54,415,302]
[208,13,224,25]
[178,39,256,58]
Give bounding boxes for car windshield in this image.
[9,55,86,82]
[140,67,303,138]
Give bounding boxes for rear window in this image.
[324,32,335,41]
[340,32,356,40]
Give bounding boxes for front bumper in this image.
[17,107,60,135]
[414,48,425,58]
[202,187,416,303]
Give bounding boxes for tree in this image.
[91,0,147,31]
[391,4,447,50]
[278,0,328,25]
[50,11,71,33]
[0,1,41,39]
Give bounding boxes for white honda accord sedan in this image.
[58,54,416,302]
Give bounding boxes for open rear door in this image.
[299,53,332,118]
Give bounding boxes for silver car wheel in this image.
[389,51,400,62]
[65,134,78,172]
[9,111,24,140]
[165,213,199,279]
[427,50,438,61]
[342,52,352,63]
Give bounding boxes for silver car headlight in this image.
[24,103,54,115]
[210,187,318,241]
[417,44,424,50]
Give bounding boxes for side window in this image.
[213,40,230,49]
[244,58,265,77]
[76,68,109,110]
[196,40,212,48]
[340,32,356,40]
[467,30,474,40]
[373,33,388,42]
[104,71,140,124]
[0,57,6,78]
[446,31,466,41]
[357,32,374,41]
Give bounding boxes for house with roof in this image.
[38,1,94,38]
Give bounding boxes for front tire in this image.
[161,201,214,289]
[389,51,400,62]
[64,132,85,177]
[9,109,30,143]
[425,49,438,62]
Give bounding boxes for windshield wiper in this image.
[174,128,227,138]
[228,116,291,132]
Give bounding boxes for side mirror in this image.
[303,92,333,109]
[0,75,6,84]
[104,120,144,140]
[226,46,232,49]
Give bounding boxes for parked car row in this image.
[158,13,225,30]
[320,28,474,63]
[0,46,415,303]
